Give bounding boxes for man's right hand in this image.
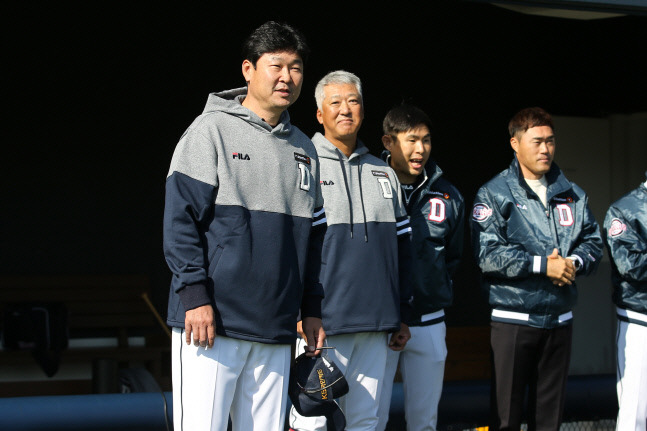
[185,304,216,348]
[546,248,576,287]
[300,317,326,357]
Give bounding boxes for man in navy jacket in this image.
[377,104,465,431]
[471,107,603,431]
[604,172,647,431]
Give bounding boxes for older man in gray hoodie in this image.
[289,70,412,431]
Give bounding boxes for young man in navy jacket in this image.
[377,104,465,431]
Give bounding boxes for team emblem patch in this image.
[472,203,493,222]
[377,177,393,198]
[428,198,447,222]
[556,204,574,226]
[608,218,626,237]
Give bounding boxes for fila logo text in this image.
[232,152,250,160]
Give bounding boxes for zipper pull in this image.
[545,210,550,218]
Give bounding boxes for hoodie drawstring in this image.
[357,162,368,242]
[336,150,368,242]
[337,150,354,239]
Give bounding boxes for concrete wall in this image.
[553,113,647,375]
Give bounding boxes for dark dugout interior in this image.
[4,2,647,325]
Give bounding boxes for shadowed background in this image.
[4,2,646,371]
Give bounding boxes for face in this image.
[511,125,555,180]
[382,125,432,184]
[316,83,364,142]
[242,51,303,120]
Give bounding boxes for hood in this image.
[312,132,369,160]
[380,149,443,194]
[203,87,293,135]
[420,158,443,191]
[313,132,371,241]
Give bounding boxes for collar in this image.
[509,156,571,200]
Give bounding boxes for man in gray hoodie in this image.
[164,21,326,431]
[289,70,412,431]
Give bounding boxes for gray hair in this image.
[314,70,363,110]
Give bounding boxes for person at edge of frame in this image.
[376,103,465,431]
[603,170,647,431]
[470,106,603,431]
[289,70,413,431]
[163,21,327,431]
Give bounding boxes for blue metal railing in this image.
[0,374,617,431]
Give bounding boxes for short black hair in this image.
[241,21,310,67]
[508,107,554,139]
[383,103,433,136]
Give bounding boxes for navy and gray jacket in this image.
[603,173,647,326]
[313,133,412,336]
[163,88,326,344]
[383,153,465,326]
[471,157,603,329]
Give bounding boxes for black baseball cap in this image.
[288,352,349,431]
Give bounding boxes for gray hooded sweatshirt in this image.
[312,132,413,335]
[164,88,326,344]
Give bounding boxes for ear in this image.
[242,59,254,83]
[382,135,393,151]
[316,109,324,125]
[510,136,519,153]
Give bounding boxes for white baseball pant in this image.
[616,316,647,431]
[172,328,291,431]
[289,331,388,431]
[377,322,447,431]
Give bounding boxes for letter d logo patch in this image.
[556,204,573,226]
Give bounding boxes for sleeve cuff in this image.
[300,292,323,319]
[399,302,414,326]
[178,283,211,311]
[532,255,547,274]
[568,255,583,272]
